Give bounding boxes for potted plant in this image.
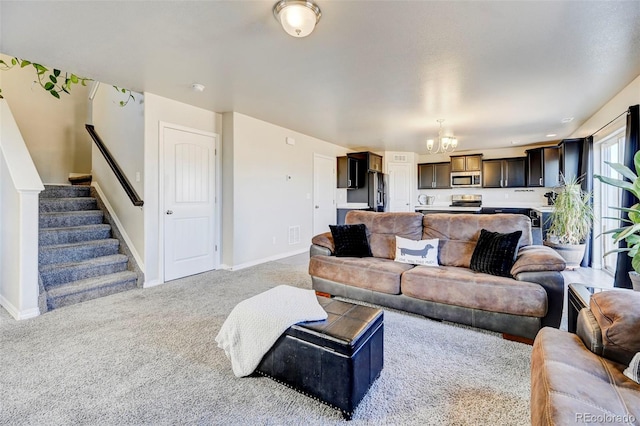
[543,175,594,269]
[594,150,640,291]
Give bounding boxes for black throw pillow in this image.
[329,224,372,257]
[470,229,522,277]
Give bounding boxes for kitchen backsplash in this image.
[416,187,553,207]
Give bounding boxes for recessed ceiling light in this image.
[191,83,205,92]
[561,117,574,123]
[546,133,557,138]
[511,140,520,145]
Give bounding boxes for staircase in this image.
[39,185,138,311]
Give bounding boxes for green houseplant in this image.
[544,175,594,269]
[594,150,640,290]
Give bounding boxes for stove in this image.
[450,194,482,207]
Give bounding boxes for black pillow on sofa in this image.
[470,229,522,277]
[329,224,372,257]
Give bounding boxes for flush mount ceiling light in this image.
[273,0,321,38]
[426,119,458,154]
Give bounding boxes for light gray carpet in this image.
[0,255,532,425]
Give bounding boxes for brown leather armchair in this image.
[530,290,640,425]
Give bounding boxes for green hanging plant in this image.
[0,56,134,106]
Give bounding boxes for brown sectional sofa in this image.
[531,290,640,425]
[309,211,566,339]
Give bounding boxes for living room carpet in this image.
[0,255,531,425]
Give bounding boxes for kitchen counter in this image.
[415,206,482,213]
[337,203,370,209]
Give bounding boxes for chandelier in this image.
[426,119,458,154]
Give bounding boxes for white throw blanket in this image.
[215,285,328,377]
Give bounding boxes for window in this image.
[598,129,625,274]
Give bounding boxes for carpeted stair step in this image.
[39,254,129,288]
[39,224,112,246]
[40,185,91,199]
[46,271,138,310]
[39,239,120,265]
[40,211,104,228]
[39,197,98,213]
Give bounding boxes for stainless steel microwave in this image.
[450,171,482,187]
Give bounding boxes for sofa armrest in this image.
[511,245,566,276]
[576,308,604,355]
[515,270,565,329]
[310,232,334,256]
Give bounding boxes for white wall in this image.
[222,112,349,269]
[0,53,91,184]
[0,100,44,319]
[143,92,221,285]
[569,74,640,139]
[91,83,145,269]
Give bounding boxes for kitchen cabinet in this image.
[367,153,383,173]
[417,162,450,189]
[450,154,482,172]
[559,138,582,184]
[526,146,560,187]
[482,157,526,188]
[337,156,363,189]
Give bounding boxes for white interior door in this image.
[313,154,336,235]
[387,162,412,212]
[163,126,217,281]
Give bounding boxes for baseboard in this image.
[91,182,145,272]
[143,279,163,289]
[224,248,308,271]
[0,294,40,320]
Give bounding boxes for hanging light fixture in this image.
[426,119,458,154]
[273,0,322,38]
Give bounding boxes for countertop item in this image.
[531,206,555,213]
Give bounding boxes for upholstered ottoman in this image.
[256,297,384,420]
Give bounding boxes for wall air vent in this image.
[288,226,301,245]
[392,154,408,162]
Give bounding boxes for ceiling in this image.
[1,1,639,153]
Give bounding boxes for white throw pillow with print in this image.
[395,236,439,266]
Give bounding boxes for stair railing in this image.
[85,124,144,207]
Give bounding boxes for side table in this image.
[567,283,611,333]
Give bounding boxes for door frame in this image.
[158,121,221,284]
[313,153,336,235]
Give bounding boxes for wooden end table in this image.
[567,283,611,333]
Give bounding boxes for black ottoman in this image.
[256,297,384,420]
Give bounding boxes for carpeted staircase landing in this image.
[39,185,138,311]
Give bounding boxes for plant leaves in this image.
[20,60,31,68]
[70,74,78,84]
[603,161,637,182]
[44,82,54,90]
[50,90,60,99]
[53,69,60,77]
[49,75,57,84]
[11,58,17,66]
[633,251,640,273]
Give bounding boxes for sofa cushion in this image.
[531,327,640,426]
[422,214,532,268]
[394,236,439,266]
[345,211,424,260]
[470,229,522,277]
[401,265,547,317]
[329,224,372,257]
[590,290,640,365]
[309,255,414,295]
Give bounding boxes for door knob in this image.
[166,210,173,215]
[315,205,319,209]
